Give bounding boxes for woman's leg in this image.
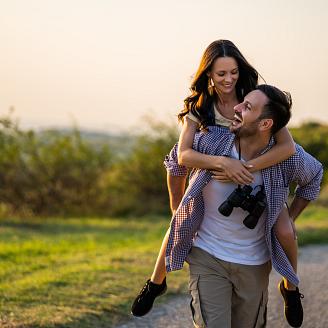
[131,227,170,316]
[275,205,304,327]
[151,227,170,284]
[274,205,298,290]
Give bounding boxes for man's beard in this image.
[230,121,259,138]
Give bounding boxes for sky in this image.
[1,0,328,133]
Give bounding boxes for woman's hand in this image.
[212,157,254,185]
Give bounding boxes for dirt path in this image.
[116,245,328,328]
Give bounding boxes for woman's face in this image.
[208,56,239,95]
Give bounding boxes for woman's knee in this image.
[274,210,295,241]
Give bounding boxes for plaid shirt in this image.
[164,126,323,286]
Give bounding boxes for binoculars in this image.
[218,185,266,229]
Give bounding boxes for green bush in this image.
[104,120,179,216]
[0,113,112,216]
[290,122,328,184]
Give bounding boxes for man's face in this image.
[230,90,269,137]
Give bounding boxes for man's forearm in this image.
[167,174,187,214]
[289,196,310,221]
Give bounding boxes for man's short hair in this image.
[256,84,292,134]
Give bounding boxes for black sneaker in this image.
[131,278,167,317]
[279,280,304,327]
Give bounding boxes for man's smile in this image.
[231,113,243,127]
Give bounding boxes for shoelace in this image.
[138,281,151,299]
[294,291,304,299]
[288,291,304,307]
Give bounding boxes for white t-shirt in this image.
[193,145,270,265]
[186,103,233,127]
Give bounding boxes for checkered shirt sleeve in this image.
[163,142,188,177]
[292,145,323,200]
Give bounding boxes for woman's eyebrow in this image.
[217,67,239,73]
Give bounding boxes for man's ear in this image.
[259,119,273,132]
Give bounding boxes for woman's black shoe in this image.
[131,278,167,317]
[279,280,304,327]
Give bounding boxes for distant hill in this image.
[37,128,136,158]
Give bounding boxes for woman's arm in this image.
[178,117,253,184]
[246,127,296,172]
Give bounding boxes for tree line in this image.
[0,113,178,217]
[0,113,326,217]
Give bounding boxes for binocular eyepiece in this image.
[218,185,266,229]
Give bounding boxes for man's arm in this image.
[167,175,187,214]
[288,197,310,222]
[292,145,323,202]
[164,143,189,214]
[284,145,323,223]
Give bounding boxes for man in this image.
[164,85,323,327]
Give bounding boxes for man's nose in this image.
[234,103,242,113]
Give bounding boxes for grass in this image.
[0,204,327,328]
[0,216,188,328]
[296,206,328,245]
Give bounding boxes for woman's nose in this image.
[225,74,232,82]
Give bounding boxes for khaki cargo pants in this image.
[186,247,271,328]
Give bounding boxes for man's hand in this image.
[210,169,231,183]
[212,157,254,185]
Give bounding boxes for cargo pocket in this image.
[254,289,268,328]
[189,275,206,328]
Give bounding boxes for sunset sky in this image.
[1,0,327,132]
